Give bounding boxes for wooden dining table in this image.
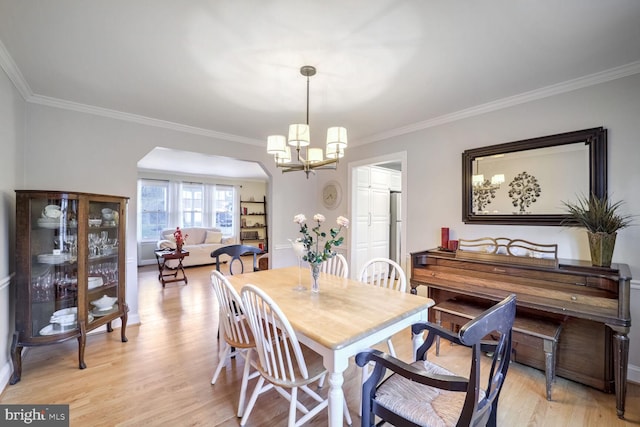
[226,266,434,426]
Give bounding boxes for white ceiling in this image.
[1,1,640,177]
[137,147,267,180]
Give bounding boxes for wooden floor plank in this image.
[1,262,638,426]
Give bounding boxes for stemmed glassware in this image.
[289,239,306,291]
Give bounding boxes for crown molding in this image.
[0,39,262,146]
[0,39,32,99]
[356,60,640,146]
[28,94,264,146]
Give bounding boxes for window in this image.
[139,180,169,240]
[138,179,237,240]
[213,185,234,234]
[181,183,204,227]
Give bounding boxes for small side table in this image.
[154,249,190,287]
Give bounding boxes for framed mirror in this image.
[462,127,607,225]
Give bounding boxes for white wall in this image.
[0,66,25,388]
[347,72,640,378]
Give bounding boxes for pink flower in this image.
[313,214,325,223]
[294,214,306,224]
[336,216,350,228]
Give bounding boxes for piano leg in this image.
[613,330,629,419]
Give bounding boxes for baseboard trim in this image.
[0,360,12,393]
[627,364,640,385]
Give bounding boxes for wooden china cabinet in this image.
[10,190,129,384]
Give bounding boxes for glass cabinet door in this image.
[86,200,121,325]
[30,196,79,337]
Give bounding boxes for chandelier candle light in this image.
[267,66,348,178]
[293,213,349,293]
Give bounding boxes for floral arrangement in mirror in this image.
[508,171,541,214]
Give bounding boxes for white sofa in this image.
[156,227,235,268]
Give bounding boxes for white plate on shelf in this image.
[39,323,78,335]
[37,253,72,264]
[90,304,118,317]
[37,218,62,229]
[50,307,78,326]
[88,276,103,290]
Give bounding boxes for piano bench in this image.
[432,299,563,401]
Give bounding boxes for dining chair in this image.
[319,253,349,278]
[240,284,352,427]
[210,271,259,417]
[211,244,263,275]
[356,294,516,427]
[358,257,407,356]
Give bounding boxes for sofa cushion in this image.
[205,230,223,244]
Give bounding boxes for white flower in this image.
[313,214,325,223]
[293,214,306,224]
[336,216,350,228]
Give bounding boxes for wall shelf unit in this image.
[239,196,268,252]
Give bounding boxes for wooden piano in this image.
[410,243,631,418]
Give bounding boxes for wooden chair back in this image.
[211,244,263,275]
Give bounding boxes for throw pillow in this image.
[205,230,223,244]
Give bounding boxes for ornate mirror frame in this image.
[462,127,607,225]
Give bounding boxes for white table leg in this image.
[323,351,349,427]
[328,370,345,426]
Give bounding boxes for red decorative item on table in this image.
[173,227,188,253]
[441,227,449,249]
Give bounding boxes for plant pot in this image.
[587,231,616,267]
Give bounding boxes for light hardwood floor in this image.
[1,263,639,426]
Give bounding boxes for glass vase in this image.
[310,263,321,293]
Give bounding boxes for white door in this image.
[353,166,391,277]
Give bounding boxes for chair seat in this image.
[375,360,485,427]
[224,318,256,349]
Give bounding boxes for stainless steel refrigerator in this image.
[389,191,401,264]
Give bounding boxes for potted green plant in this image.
[562,194,633,267]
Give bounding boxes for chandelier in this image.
[472,159,505,212]
[266,65,348,179]
[472,173,505,190]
